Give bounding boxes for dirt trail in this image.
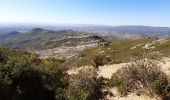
[67,57,170,100]
[67,63,127,79]
[160,57,170,75]
[98,63,127,79]
[68,57,170,78]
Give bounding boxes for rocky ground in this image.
[35,43,99,59]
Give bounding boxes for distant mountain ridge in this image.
[1,31,21,38]
[1,25,170,49]
[73,25,170,38]
[1,25,170,58]
[1,25,170,37]
[0,28,103,47]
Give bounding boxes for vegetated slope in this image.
[0,31,21,38]
[0,46,106,100]
[67,57,170,100]
[0,28,74,49]
[1,36,170,100]
[65,37,170,67]
[2,25,170,59]
[0,28,106,58]
[0,31,21,43]
[0,46,67,100]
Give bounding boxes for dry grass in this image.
[66,38,170,68]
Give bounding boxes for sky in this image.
[0,0,170,26]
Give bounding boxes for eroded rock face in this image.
[33,32,104,58]
[36,44,99,59]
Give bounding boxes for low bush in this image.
[108,57,170,97]
[91,55,106,68]
[0,47,66,100]
[65,68,103,100]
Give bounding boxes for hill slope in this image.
[0,28,106,58]
[65,38,170,67]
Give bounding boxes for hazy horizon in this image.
[0,22,170,28]
[0,0,170,27]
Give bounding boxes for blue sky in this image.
[0,0,170,26]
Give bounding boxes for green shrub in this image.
[151,74,170,96]
[109,57,170,97]
[66,68,103,100]
[91,55,106,68]
[0,47,66,100]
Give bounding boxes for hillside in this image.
[0,28,75,49]
[1,25,170,40]
[0,46,66,100]
[0,28,106,58]
[1,25,170,59]
[67,57,170,100]
[65,37,170,67]
[2,37,170,100]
